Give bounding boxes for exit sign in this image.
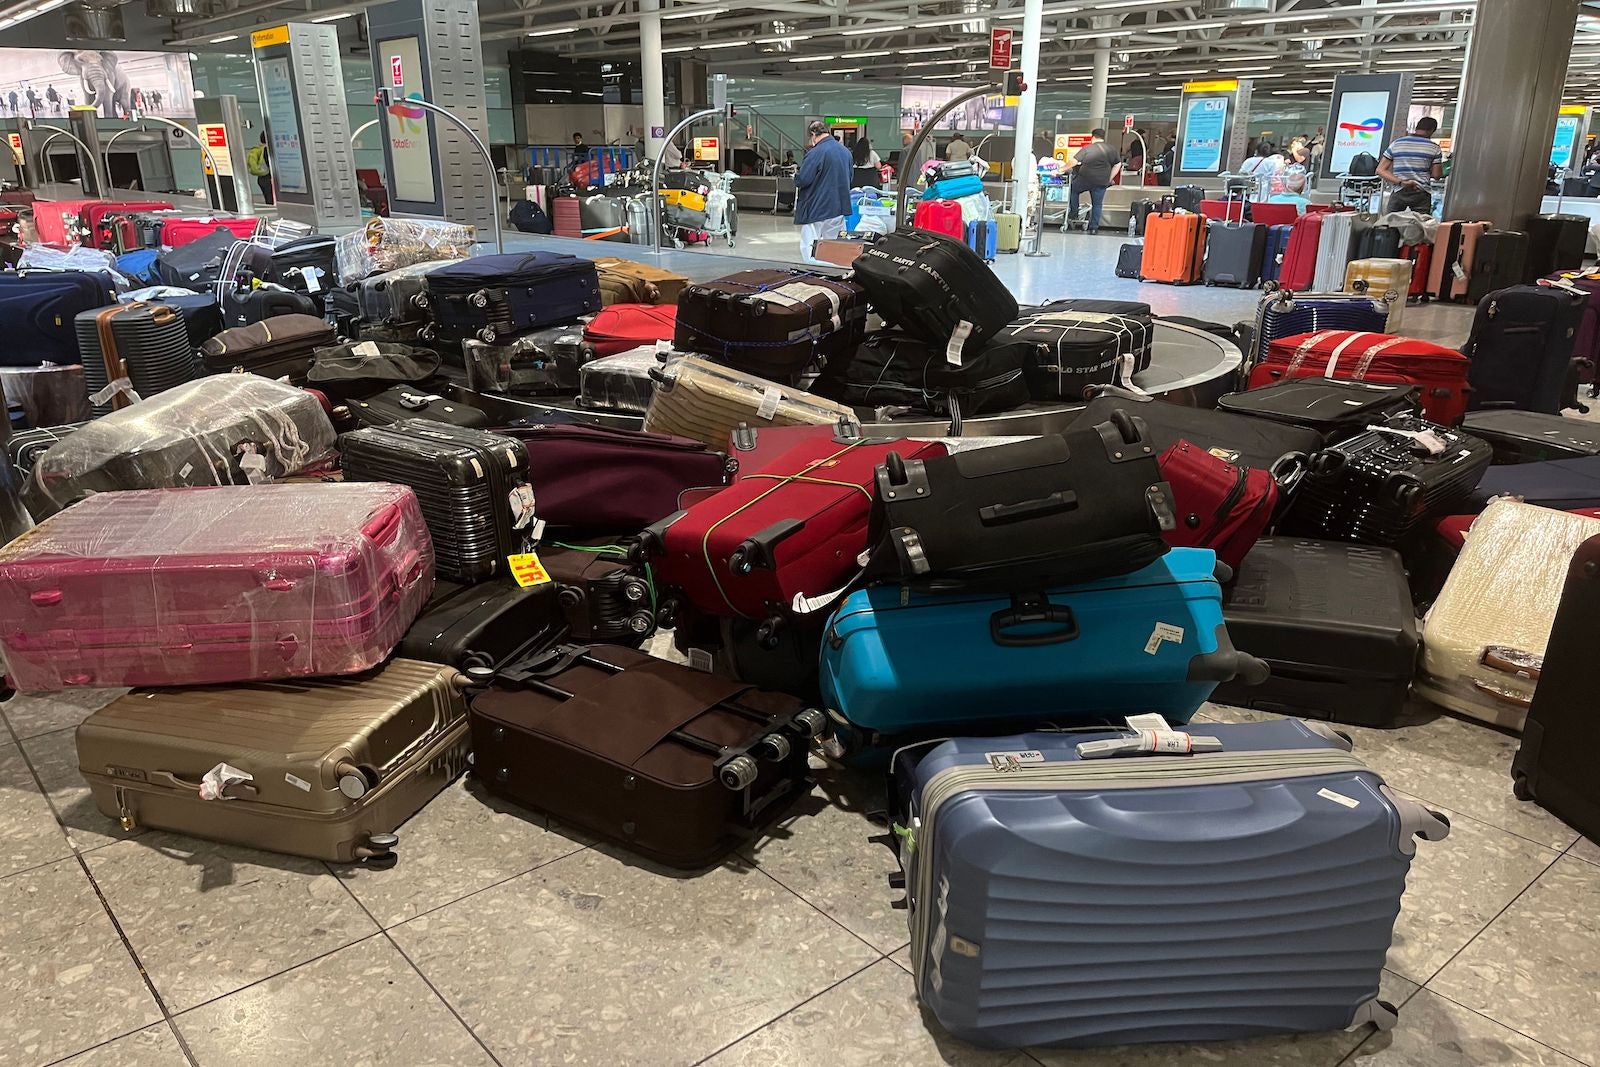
[989,28,1013,70]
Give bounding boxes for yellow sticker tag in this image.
[507,552,552,588]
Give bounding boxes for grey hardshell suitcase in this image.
[890,718,1450,1049]
[354,259,462,326]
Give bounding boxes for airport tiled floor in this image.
[3,682,1597,1067]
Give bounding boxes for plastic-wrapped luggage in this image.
[0,483,433,691]
[642,355,855,450]
[76,658,469,864]
[352,259,461,326]
[1415,499,1600,731]
[334,217,477,283]
[1247,330,1470,425]
[462,326,593,396]
[674,270,866,379]
[889,718,1448,1048]
[0,272,116,366]
[811,331,1029,419]
[22,375,336,518]
[6,423,83,477]
[822,548,1267,750]
[422,252,603,343]
[578,346,672,413]
[853,228,1018,353]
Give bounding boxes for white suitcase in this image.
[1415,499,1600,730]
[1312,211,1373,294]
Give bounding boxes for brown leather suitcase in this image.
[75,659,471,865]
[466,643,823,868]
[539,540,658,646]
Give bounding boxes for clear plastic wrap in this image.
[642,354,855,449]
[17,244,124,283]
[463,325,593,395]
[335,217,478,284]
[0,363,90,427]
[0,483,435,692]
[580,345,680,413]
[23,374,337,518]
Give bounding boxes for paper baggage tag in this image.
[687,647,714,673]
[507,551,553,588]
[1143,622,1184,655]
[302,267,322,293]
[1452,261,1467,282]
[1317,787,1360,809]
[352,340,381,359]
[507,485,536,529]
[945,320,973,366]
[1125,713,1172,732]
[1368,424,1446,455]
[757,386,782,420]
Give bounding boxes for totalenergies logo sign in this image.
[387,92,426,135]
[1337,116,1384,141]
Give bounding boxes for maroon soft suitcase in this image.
[642,435,947,628]
[0,483,433,692]
[1158,439,1280,570]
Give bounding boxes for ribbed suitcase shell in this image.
[75,303,199,415]
[1343,258,1413,301]
[0,484,433,691]
[1312,211,1373,293]
[1251,291,1398,366]
[339,420,532,584]
[1140,211,1206,284]
[76,658,469,862]
[642,355,854,450]
[893,719,1447,1048]
[821,548,1236,741]
[1416,499,1600,730]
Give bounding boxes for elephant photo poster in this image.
[0,48,195,120]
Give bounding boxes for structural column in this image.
[1089,15,1112,132]
[1444,0,1580,229]
[641,0,667,159]
[1009,0,1043,199]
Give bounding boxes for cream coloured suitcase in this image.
[641,354,854,450]
[76,659,470,864]
[1343,258,1414,305]
[1415,500,1600,730]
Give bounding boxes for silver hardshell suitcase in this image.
[355,259,462,326]
[890,718,1449,1049]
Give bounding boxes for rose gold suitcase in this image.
[76,659,470,865]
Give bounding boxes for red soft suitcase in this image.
[1140,211,1207,284]
[161,217,259,249]
[582,303,678,357]
[1158,439,1279,571]
[1249,330,1471,425]
[644,435,947,624]
[0,483,434,692]
[1277,213,1323,291]
[913,198,964,240]
[29,199,101,247]
[80,201,175,251]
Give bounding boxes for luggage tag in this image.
[197,762,254,800]
[1367,423,1445,455]
[1075,730,1222,759]
[1451,260,1467,283]
[351,340,382,360]
[89,376,141,407]
[506,551,553,588]
[945,320,973,367]
[508,484,537,530]
[236,444,269,484]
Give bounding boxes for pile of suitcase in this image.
[9,195,1600,1051]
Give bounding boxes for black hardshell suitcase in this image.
[345,385,491,429]
[1203,221,1268,288]
[1284,416,1493,545]
[1522,214,1589,281]
[462,326,594,396]
[1463,284,1586,414]
[1511,531,1600,837]
[1461,410,1600,464]
[1217,379,1421,442]
[339,420,535,583]
[219,286,319,329]
[1210,537,1418,726]
[1356,225,1402,260]
[398,579,566,670]
[997,311,1150,402]
[1128,200,1157,237]
[75,303,200,416]
[868,411,1174,590]
[422,252,603,344]
[810,331,1028,419]
[853,228,1019,353]
[465,642,820,868]
[673,269,868,380]
[1116,242,1143,278]
[1467,231,1532,304]
[539,541,658,646]
[1073,394,1322,473]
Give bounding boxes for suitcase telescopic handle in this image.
[990,597,1078,647]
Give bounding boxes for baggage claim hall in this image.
[2,0,1600,1065]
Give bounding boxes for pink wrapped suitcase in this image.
[0,483,434,692]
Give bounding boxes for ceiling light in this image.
[854,50,894,57]
[842,23,904,36]
[1269,89,1313,95]
[663,4,727,18]
[525,26,576,36]
[1156,85,1184,91]
[901,44,962,53]
[1161,69,1209,75]
[819,68,863,74]
[905,59,963,67]
[788,54,836,62]
[311,10,354,21]
[753,32,810,43]
[208,33,239,42]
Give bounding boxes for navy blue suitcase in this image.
[422,252,603,344]
[1251,290,1393,366]
[819,547,1268,752]
[1468,455,1600,511]
[156,293,225,350]
[889,719,1450,1049]
[0,272,116,366]
[1259,223,1293,286]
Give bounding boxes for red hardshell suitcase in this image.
[81,201,175,251]
[582,303,678,357]
[1404,243,1433,301]
[1278,213,1323,292]
[643,435,947,623]
[0,483,434,692]
[1249,330,1471,425]
[553,196,583,240]
[1158,439,1280,571]
[161,217,259,249]
[913,198,964,240]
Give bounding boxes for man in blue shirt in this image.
[1377,117,1443,214]
[794,119,852,263]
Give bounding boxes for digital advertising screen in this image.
[0,48,195,120]
[1553,114,1583,170]
[1329,90,1392,173]
[258,56,307,195]
[1180,96,1229,173]
[381,36,438,204]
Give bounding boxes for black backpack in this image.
[508,200,553,234]
[1349,152,1379,177]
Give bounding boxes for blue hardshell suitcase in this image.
[0,271,116,366]
[1259,223,1293,285]
[890,718,1451,1049]
[1468,455,1600,511]
[819,547,1266,748]
[423,252,603,343]
[1252,291,1393,366]
[927,174,984,200]
[965,219,997,262]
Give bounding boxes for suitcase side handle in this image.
[978,490,1078,526]
[990,595,1078,647]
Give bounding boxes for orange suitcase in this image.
[1140,211,1207,285]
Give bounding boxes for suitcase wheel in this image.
[480,326,499,343]
[469,290,490,309]
[411,292,428,309]
[1512,773,1532,801]
[793,707,827,739]
[719,754,759,790]
[419,325,436,342]
[883,451,908,487]
[1351,279,1369,294]
[753,732,792,762]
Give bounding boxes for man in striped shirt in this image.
[1377,117,1444,214]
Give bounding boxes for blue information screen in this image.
[1552,114,1582,170]
[1181,96,1229,173]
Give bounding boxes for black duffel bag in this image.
[307,340,442,400]
[811,331,1029,424]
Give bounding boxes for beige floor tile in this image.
[57,1024,189,1067]
[1,687,124,742]
[0,859,161,1065]
[889,944,912,974]
[20,727,144,854]
[703,958,1027,1066]
[0,739,72,879]
[1429,856,1600,1062]
[1347,989,1584,1065]
[176,936,492,1067]
[391,845,880,1067]
[1030,971,1418,1067]
[741,774,907,953]
[331,776,591,927]
[1387,805,1561,984]
[1568,836,1600,867]
[83,834,379,1013]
